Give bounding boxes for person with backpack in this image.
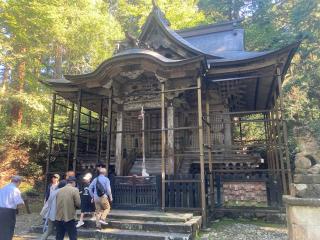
[88,168,113,229]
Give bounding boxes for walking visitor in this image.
[45,173,60,202]
[89,168,113,229]
[40,180,67,240]
[76,172,95,228]
[0,176,25,240]
[55,176,81,240]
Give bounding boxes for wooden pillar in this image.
[264,114,272,173]
[141,107,146,173]
[223,114,232,145]
[167,103,174,175]
[266,113,275,175]
[274,96,288,194]
[87,111,92,153]
[205,90,214,210]
[73,90,82,172]
[115,110,123,176]
[276,67,292,193]
[161,82,166,210]
[97,99,103,162]
[66,103,74,171]
[197,77,207,226]
[270,108,280,179]
[239,117,243,145]
[106,90,113,173]
[44,93,56,198]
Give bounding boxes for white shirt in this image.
[0,183,24,209]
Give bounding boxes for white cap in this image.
[83,173,92,181]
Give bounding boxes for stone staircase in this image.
[130,158,168,175]
[25,210,202,240]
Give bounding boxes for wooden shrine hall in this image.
[43,5,299,225]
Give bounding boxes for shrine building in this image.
[43,5,300,225]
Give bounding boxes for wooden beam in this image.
[115,110,123,176]
[270,109,280,179]
[210,75,259,82]
[44,93,56,199]
[197,77,207,227]
[161,83,166,210]
[73,90,82,172]
[205,89,214,210]
[106,89,113,174]
[274,95,288,194]
[276,67,292,194]
[66,103,74,172]
[167,103,174,175]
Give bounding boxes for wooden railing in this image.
[164,174,207,211]
[110,175,161,209]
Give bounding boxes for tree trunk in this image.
[1,65,9,93]
[11,53,26,126]
[53,44,63,79]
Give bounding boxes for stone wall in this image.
[223,181,267,206]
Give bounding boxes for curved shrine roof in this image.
[44,6,300,112]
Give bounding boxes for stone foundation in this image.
[223,181,267,206]
[284,196,320,240]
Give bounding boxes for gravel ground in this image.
[201,219,288,240]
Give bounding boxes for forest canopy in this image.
[0,0,319,183]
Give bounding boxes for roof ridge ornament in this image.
[151,1,171,27]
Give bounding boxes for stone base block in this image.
[284,195,320,240]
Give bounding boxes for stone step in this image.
[78,216,201,234]
[14,233,95,240]
[29,227,192,240]
[105,209,194,223]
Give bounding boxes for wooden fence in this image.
[110,175,161,209]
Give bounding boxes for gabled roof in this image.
[139,6,221,59]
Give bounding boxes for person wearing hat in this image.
[76,173,95,228]
[45,173,60,202]
[94,162,106,178]
[55,176,80,240]
[0,176,24,240]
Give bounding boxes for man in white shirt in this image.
[0,176,25,240]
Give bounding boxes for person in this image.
[94,162,105,178]
[0,176,25,240]
[89,168,113,229]
[65,170,75,180]
[45,173,60,202]
[55,176,81,240]
[76,173,95,228]
[40,180,67,240]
